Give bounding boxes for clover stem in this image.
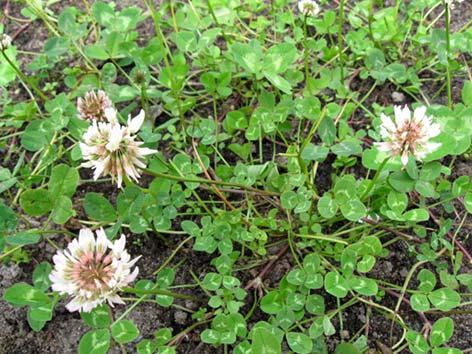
[143,169,280,196]
[153,236,194,276]
[445,1,453,108]
[360,157,390,201]
[286,211,303,269]
[1,50,48,101]
[338,0,345,83]
[140,82,150,121]
[122,287,202,301]
[169,0,179,33]
[303,14,310,86]
[368,1,375,42]
[145,0,186,133]
[289,297,358,330]
[337,297,344,335]
[389,259,427,345]
[168,318,213,346]
[213,95,219,168]
[0,245,23,260]
[206,0,230,44]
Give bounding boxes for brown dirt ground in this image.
[1,1,471,354]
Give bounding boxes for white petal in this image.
[424,142,441,154]
[104,107,118,124]
[137,147,157,156]
[67,239,81,259]
[112,235,126,256]
[82,122,99,142]
[127,255,141,267]
[65,297,83,312]
[107,294,125,306]
[95,228,110,254]
[375,142,392,152]
[78,228,95,253]
[126,266,139,283]
[128,110,145,134]
[427,123,441,138]
[52,251,67,266]
[81,161,95,168]
[394,105,410,126]
[380,113,396,133]
[413,106,427,123]
[93,160,107,181]
[415,150,427,160]
[401,152,409,166]
[79,143,90,156]
[51,278,76,294]
[116,170,123,188]
[82,299,102,313]
[80,143,98,157]
[105,124,123,152]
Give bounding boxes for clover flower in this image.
[80,108,157,187]
[298,0,320,16]
[77,90,113,121]
[0,33,12,51]
[376,105,441,166]
[50,228,140,313]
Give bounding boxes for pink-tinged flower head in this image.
[375,105,441,166]
[80,109,157,188]
[50,228,140,313]
[77,90,113,121]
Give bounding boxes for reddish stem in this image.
[383,287,431,337]
[245,244,289,291]
[428,210,472,264]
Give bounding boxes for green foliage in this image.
[84,192,116,223]
[79,329,110,354]
[3,281,55,331]
[407,317,461,354]
[1,1,472,353]
[111,320,140,344]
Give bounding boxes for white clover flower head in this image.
[77,90,113,121]
[298,0,320,16]
[80,109,157,187]
[375,105,441,166]
[49,228,140,313]
[0,33,12,51]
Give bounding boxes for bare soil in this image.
[1,1,471,354]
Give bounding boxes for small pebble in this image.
[184,300,197,310]
[174,310,188,325]
[384,261,393,273]
[400,268,408,278]
[392,91,405,103]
